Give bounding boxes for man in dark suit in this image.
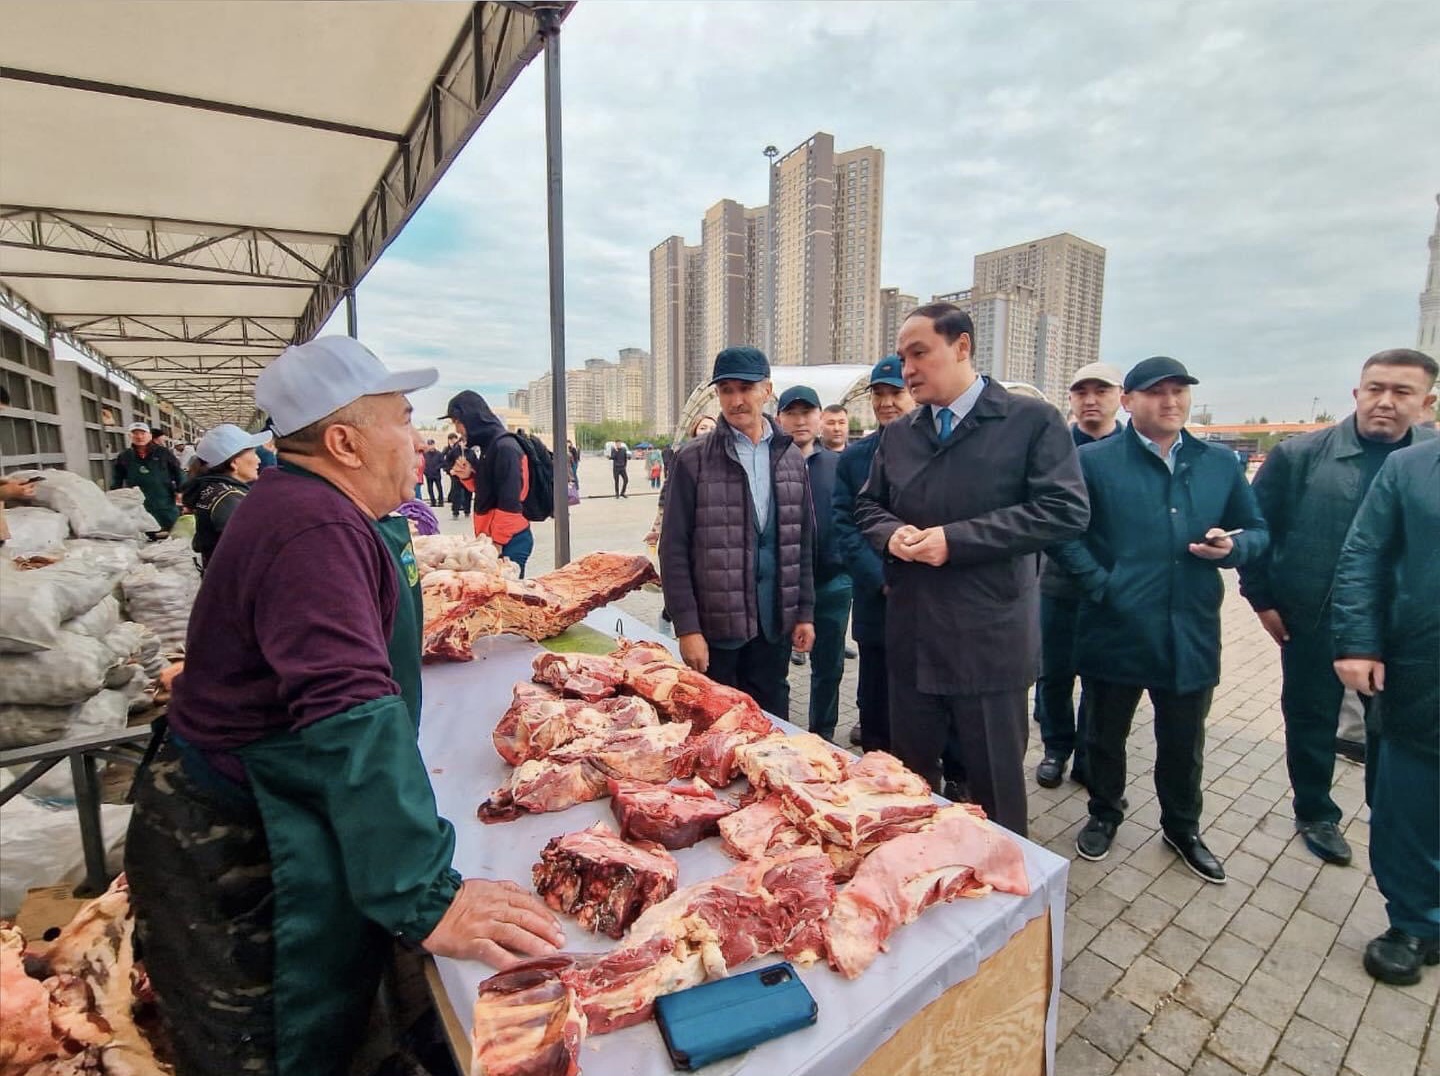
[855,303,1089,835]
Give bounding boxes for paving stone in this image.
[1299,867,1367,926]
[1211,1007,1284,1074]
[1092,919,1153,968]
[1121,892,1179,937]
[1267,854,1322,893]
[1073,886,1132,930]
[1297,977,1366,1038]
[1177,964,1244,1021]
[1278,909,1342,955]
[1057,1034,1121,1076]
[1274,1015,1348,1076]
[1345,1026,1420,1076]
[1078,995,1152,1061]
[1176,896,1239,939]
[1203,933,1266,983]
[1101,863,1154,903]
[1239,829,1290,864]
[1261,1063,1307,1076]
[1114,1041,1186,1076]
[1359,986,1432,1046]
[1148,924,1210,977]
[1149,865,1206,907]
[1064,916,1101,962]
[1250,878,1306,919]
[1063,951,1126,1006]
[1223,850,1273,886]
[1227,904,1288,949]
[1114,954,1183,1014]
[1189,1049,1247,1076]
[1142,1001,1213,1069]
[1233,969,1302,1030]
[1205,827,1245,857]
[1058,990,1089,1042]
[1314,948,1375,997]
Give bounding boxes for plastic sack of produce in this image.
[0,795,132,918]
[64,536,145,575]
[1,505,69,556]
[121,560,199,654]
[63,594,123,639]
[116,663,154,714]
[0,630,120,706]
[137,533,198,569]
[11,468,152,540]
[106,486,162,533]
[0,687,131,751]
[0,558,122,653]
[2,690,130,802]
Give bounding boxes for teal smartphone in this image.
[653,963,818,1070]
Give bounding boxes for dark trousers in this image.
[857,641,890,752]
[613,468,628,497]
[707,634,792,723]
[1370,736,1440,940]
[808,574,852,740]
[1086,679,1212,837]
[1035,594,1089,772]
[501,527,534,578]
[1281,621,1367,824]
[424,475,444,505]
[448,476,471,515]
[889,679,1029,836]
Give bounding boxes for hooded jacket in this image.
[445,391,529,546]
[181,471,251,567]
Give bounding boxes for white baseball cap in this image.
[195,424,271,467]
[255,336,437,437]
[127,421,152,433]
[1069,362,1125,390]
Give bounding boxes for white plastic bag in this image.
[63,594,123,639]
[137,534,198,569]
[2,506,70,555]
[0,559,122,653]
[0,796,132,918]
[0,630,119,706]
[64,537,144,575]
[0,688,131,750]
[106,486,161,533]
[121,561,200,654]
[2,690,131,803]
[11,468,150,540]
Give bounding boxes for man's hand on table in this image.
[423,878,565,968]
[679,632,709,674]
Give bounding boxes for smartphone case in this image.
[654,963,817,1071]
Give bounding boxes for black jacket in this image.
[421,449,445,479]
[1053,427,1268,694]
[1332,439,1439,759]
[1041,423,1124,600]
[804,448,847,584]
[446,391,524,517]
[855,380,1089,695]
[832,433,885,644]
[1239,416,1435,632]
[181,472,251,568]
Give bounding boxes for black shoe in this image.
[1164,832,1226,884]
[942,779,970,803]
[790,650,807,667]
[1075,817,1116,861]
[848,725,863,746]
[1298,820,1353,866]
[1036,754,1067,789]
[1364,928,1440,986]
[1335,738,1367,765]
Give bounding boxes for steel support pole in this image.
[345,289,358,337]
[69,752,108,895]
[538,5,570,566]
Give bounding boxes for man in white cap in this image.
[125,337,564,1076]
[1034,362,1126,790]
[112,420,184,531]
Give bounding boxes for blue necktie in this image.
[938,407,954,440]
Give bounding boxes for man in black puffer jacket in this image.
[659,347,815,721]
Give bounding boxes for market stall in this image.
[418,606,1067,1076]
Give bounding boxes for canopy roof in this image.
[0,1,568,428]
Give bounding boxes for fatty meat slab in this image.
[776,750,938,850]
[492,685,659,766]
[823,805,1032,979]
[469,956,584,1076]
[733,732,849,795]
[609,639,769,732]
[530,653,627,703]
[607,778,736,849]
[532,823,679,938]
[716,795,868,883]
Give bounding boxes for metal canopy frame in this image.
[0,1,572,427]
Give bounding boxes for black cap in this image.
[709,346,771,385]
[1124,356,1200,392]
[777,385,821,411]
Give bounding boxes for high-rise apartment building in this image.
[832,147,885,364]
[649,237,687,434]
[701,200,747,364]
[879,287,918,354]
[508,387,530,415]
[972,233,1105,404]
[524,350,650,433]
[744,206,770,353]
[683,244,706,398]
[770,134,836,367]
[1420,193,1440,356]
[940,285,1041,385]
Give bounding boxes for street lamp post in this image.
[763,145,778,357]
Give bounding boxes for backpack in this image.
[508,431,556,522]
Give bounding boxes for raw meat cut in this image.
[492,685,658,766]
[470,956,584,1076]
[733,732,848,795]
[531,652,627,702]
[608,778,736,849]
[777,750,937,850]
[479,723,693,822]
[422,553,658,660]
[717,796,869,883]
[1,925,61,1071]
[610,639,768,732]
[560,850,836,1033]
[531,823,679,938]
[823,806,1031,979]
[676,704,778,786]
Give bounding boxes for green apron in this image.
[235,485,455,1075]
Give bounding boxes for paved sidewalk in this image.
[446,458,1436,1075]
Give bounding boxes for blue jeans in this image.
[501,527,534,578]
[808,574,852,740]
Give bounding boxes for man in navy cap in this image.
[776,384,851,741]
[1053,356,1268,882]
[659,346,815,719]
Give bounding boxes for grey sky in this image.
[333,0,1440,425]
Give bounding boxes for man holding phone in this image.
[1053,357,1268,881]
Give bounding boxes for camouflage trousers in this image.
[125,746,278,1076]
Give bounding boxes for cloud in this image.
[349,0,1440,424]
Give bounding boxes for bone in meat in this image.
[530,653,627,703]
[492,686,658,767]
[469,956,584,1076]
[531,823,679,938]
[777,750,938,850]
[733,732,848,795]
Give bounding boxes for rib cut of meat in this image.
[421,569,539,661]
[532,823,679,938]
[608,778,736,849]
[493,685,659,766]
[676,704,778,786]
[610,640,768,732]
[777,750,937,850]
[531,653,627,702]
[479,723,692,822]
[733,732,848,795]
[471,956,584,1076]
[559,850,836,1033]
[717,796,868,883]
[823,805,1031,979]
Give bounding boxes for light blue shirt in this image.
[1136,428,1184,472]
[932,376,988,435]
[731,422,774,531]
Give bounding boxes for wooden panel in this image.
[855,912,1052,1076]
[13,884,89,943]
[426,957,474,1074]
